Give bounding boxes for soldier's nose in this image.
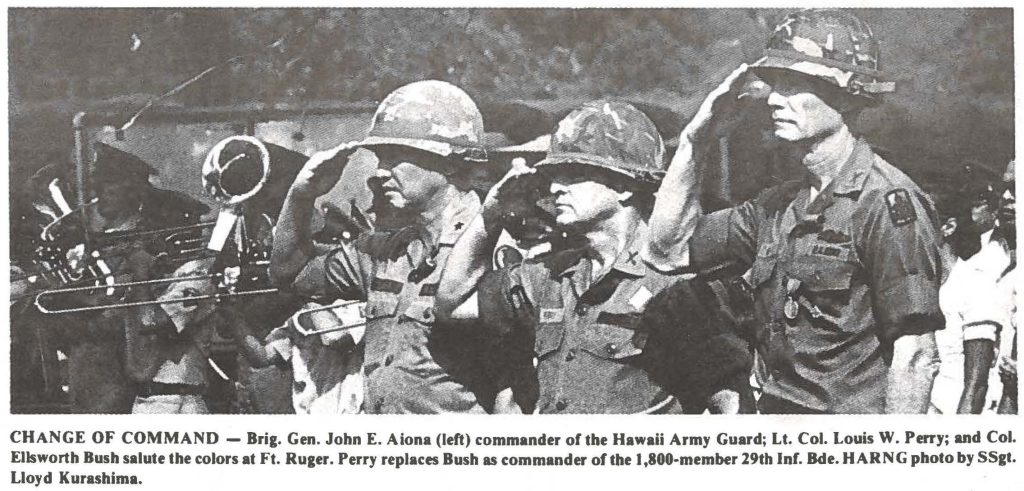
[767,91,787,110]
[376,168,393,180]
[549,181,568,194]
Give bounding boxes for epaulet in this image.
[868,153,923,191]
[860,156,936,227]
[755,179,803,214]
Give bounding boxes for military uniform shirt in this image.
[688,138,943,413]
[290,190,486,414]
[484,225,689,414]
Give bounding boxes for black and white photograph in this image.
[5,6,1017,419]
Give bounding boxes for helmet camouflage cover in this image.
[535,100,666,186]
[753,9,895,98]
[360,80,487,162]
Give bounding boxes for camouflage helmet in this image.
[752,9,894,99]
[359,80,487,162]
[535,100,666,186]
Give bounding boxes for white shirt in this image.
[933,231,1016,414]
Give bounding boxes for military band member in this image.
[88,143,209,242]
[645,9,943,414]
[48,144,206,413]
[127,258,223,414]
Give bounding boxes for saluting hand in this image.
[291,142,360,199]
[481,160,539,227]
[681,63,757,145]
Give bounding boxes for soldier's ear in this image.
[829,88,871,118]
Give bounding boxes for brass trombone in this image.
[31,135,302,315]
[34,273,278,314]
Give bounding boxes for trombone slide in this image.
[33,273,279,314]
[289,301,367,337]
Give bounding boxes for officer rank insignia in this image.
[884,189,917,226]
[628,286,653,310]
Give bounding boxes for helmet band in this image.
[763,48,889,79]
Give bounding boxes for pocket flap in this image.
[789,257,855,291]
[364,295,400,319]
[534,321,564,358]
[581,316,645,360]
[402,300,436,324]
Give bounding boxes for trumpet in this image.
[32,135,303,315]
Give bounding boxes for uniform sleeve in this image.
[289,239,371,301]
[960,281,1009,342]
[264,326,293,362]
[688,200,761,276]
[640,278,753,405]
[476,265,539,411]
[862,188,944,340]
[477,265,534,338]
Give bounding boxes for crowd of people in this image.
[10,9,1017,415]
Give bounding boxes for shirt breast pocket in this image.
[362,293,400,373]
[402,301,436,325]
[365,294,400,320]
[790,257,857,329]
[534,319,565,360]
[580,312,646,360]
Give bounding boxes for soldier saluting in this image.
[438,101,754,414]
[270,80,494,414]
[645,9,943,413]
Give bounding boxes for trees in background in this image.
[9,8,1014,183]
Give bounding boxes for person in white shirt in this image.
[932,161,1015,414]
